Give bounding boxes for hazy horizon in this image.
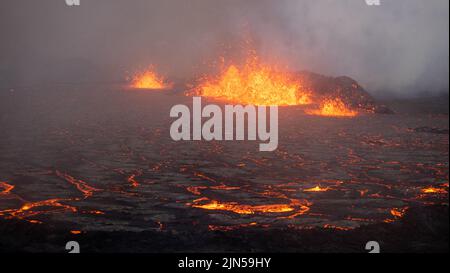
[0,0,448,97]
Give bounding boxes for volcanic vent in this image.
[190,54,392,115]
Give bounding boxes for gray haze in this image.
[0,0,448,96]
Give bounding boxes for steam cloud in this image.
[0,0,448,96]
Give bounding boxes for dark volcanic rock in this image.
[0,205,447,253]
[413,126,449,135]
[296,71,393,114]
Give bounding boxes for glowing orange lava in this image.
[127,171,142,188]
[191,198,309,215]
[390,207,407,218]
[195,55,311,106]
[0,198,77,220]
[307,98,357,117]
[323,224,352,231]
[303,186,330,192]
[55,170,99,198]
[208,222,265,231]
[130,68,171,89]
[421,187,447,194]
[0,181,14,194]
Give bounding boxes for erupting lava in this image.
[307,98,357,117]
[130,67,171,89]
[195,55,311,106]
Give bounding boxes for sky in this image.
[0,0,448,96]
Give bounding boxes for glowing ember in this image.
[421,187,447,194]
[195,55,311,106]
[303,186,330,192]
[130,68,171,89]
[307,98,357,117]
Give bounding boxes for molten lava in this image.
[0,181,14,194]
[191,197,309,215]
[193,200,294,214]
[127,173,140,188]
[307,98,357,117]
[130,68,171,89]
[390,208,407,218]
[55,170,99,198]
[0,198,78,220]
[195,56,311,106]
[421,187,447,194]
[303,186,330,192]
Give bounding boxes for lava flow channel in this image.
[190,197,310,215]
[55,170,99,198]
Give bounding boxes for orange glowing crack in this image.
[208,222,266,232]
[55,170,99,198]
[186,186,207,195]
[0,177,105,224]
[193,172,217,183]
[187,184,241,195]
[210,185,241,191]
[0,181,14,194]
[127,174,139,187]
[323,224,352,231]
[0,198,77,219]
[127,171,142,188]
[0,180,79,222]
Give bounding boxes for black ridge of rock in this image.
[296,71,393,114]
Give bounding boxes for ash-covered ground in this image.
[0,84,448,252]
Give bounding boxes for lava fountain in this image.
[306,98,357,117]
[194,55,311,106]
[130,67,171,89]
